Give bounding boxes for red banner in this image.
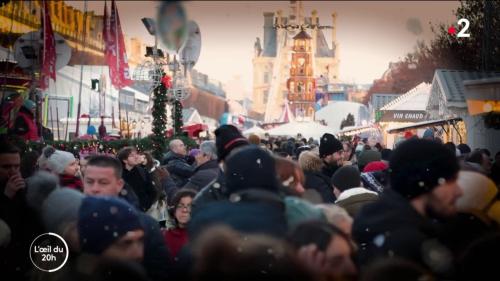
[40,0,56,90]
[106,0,133,90]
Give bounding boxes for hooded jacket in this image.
[182,159,219,191]
[335,187,378,217]
[299,151,337,203]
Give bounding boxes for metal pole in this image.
[75,0,88,138]
[49,106,54,138]
[56,106,61,140]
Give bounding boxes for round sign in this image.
[29,232,69,272]
[14,30,71,71]
[179,21,202,70]
[157,1,188,53]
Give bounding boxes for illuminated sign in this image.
[380,110,428,122]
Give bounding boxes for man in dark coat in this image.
[319,133,343,178]
[162,139,195,187]
[192,125,249,211]
[83,155,172,281]
[298,150,336,203]
[117,147,157,212]
[352,139,462,278]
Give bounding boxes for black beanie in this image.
[319,133,343,158]
[224,145,280,194]
[214,125,249,161]
[389,138,459,199]
[331,165,361,192]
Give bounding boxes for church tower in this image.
[287,28,316,120]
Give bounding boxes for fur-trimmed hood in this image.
[298,151,324,172]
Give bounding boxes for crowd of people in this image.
[1,124,500,281]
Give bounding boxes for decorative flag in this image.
[40,0,56,90]
[105,0,133,89]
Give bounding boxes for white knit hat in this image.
[40,146,76,174]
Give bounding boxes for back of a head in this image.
[331,165,361,192]
[199,140,218,160]
[389,139,459,199]
[86,155,123,179]
[248,134,261,145]
[26,171,60,212]
[298,150,323,172]
[459,233,500,281]
[381,148,392,162]
[456,171,500,223]
[457,143,471,156]
[192,225,313,281]
[289,220,349,252]
[214,125,249,162]
[91,258,149,281]
[225,146,280,194]
[358,150,382,170]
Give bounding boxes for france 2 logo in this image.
[448,18,470,38]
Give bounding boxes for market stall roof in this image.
[266,121,335,139]
[387,117,462,134]
[380,82,431,111]
[431,69,500,108]
[337,125,379,136]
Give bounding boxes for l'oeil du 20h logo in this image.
[448,18,471,38]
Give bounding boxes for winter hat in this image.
[456,171,500,224]
[284,197,326,229]
[298,150,323,172]
[225,145,280,194]
[78,196,142,255]
[363,161,388,173]
[42,188,85,235]
[358,150,382,169]
[40,146,76,174]
[26,171,60,213]
[422,128,434,139]
[319,133,343,158]
[331,165,361,192]
[214,125,249,161]
[404,131,414,139]
[381,148,392,162]
[23,99,36,110]
[188,149,201,158]
[389,138,459,199]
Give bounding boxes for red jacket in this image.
[163,227,188,259]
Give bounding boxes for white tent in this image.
[266,121,336,139]
[242,126,267,137]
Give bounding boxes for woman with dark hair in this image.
[163,188,197,259]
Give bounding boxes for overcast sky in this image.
[68,1,459,93]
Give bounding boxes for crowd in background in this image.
[1,124,500,281]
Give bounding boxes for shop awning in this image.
[337,125,378,136]
[387,117,462,134]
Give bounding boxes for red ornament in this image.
[161,75,172,88]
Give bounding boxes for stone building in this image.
[252,1,339,122]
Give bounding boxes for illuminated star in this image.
[448,25,456,35]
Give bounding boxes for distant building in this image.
[253,1,339,122]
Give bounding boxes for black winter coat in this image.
[191,168,227,213]
[163,152,195,187]
[182,160,219,191]
[188,189,288,241]
[303,170,336,203]
[352,190,455,278]
[122,166,157,212]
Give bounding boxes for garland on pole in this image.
[151,73,170,159]
[172,98,183,136]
